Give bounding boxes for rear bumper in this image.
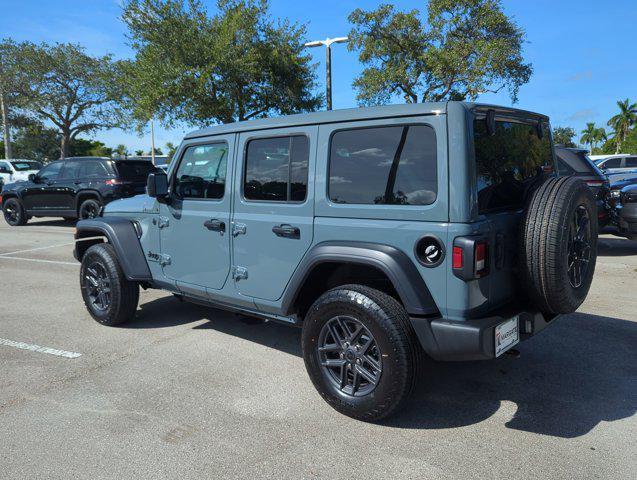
[410,307,557,361]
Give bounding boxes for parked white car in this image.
[0,159,43,184]
[589,154,637,173]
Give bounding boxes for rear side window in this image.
[601,158,621,168]
[115,161,158,180]
[474,118,553,213]
[60,161,81,179]
[625,157,637,168]
[173,143,228,200]
[244,136,309,202]
[78,161,115,178]
[328,125,437,205]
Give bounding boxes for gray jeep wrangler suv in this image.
[74,102,597,421]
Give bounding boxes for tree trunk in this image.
[0,89,12,159]
[60,129,70,159]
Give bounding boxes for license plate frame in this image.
[495,316,520,357]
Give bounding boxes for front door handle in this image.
[204,218,225,234]
[272,224,300,239]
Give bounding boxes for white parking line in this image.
[0,242,74,257]
[0,338,82,359]
[0,256,78,266]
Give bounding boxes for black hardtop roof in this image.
[184,101,549,140]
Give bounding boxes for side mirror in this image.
[147,172,169,201]
[28,173,38,183]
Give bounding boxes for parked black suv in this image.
[1,157,159,226]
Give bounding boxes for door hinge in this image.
[159,254,171,266]
[157,216,170,229]
[232,222,247,237]
[232,266,248,281]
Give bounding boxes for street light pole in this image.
[304,36,348,111]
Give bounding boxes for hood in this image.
[103,195,158,215]
[10,170,38,182]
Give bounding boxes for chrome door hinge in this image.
[232,222,247,237]
[159,254,172,266]
[157,216,170,229]
[232,266,248,281]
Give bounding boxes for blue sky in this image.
[1,0,636,152]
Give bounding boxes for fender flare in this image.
[74,217,152,282]
[281,241,439,316]
[74,190,104,212]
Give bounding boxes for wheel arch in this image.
[75,190,103,213]
[75,217,152,282]
[281,241,440,319]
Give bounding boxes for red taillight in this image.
[452,246,463,269]
[105,179,123,185]
[475,241,488,277]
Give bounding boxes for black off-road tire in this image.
[80,243,139,326]
[2,198,28,226]
[520,176,598,314]
[78,198,102,220]
[302,284,421,422]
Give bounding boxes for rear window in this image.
[625,157,637,168]
[474,117,553,213]
[115,161,158,180]
[328,125,437,205]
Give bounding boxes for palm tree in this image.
[607,99,637,153]
[580,122,607,154]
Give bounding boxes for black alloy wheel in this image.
[79,199,101,220]
[3,198,27,226]
[317,315,382,397]
[84,262,112,312]
[567,205,592,288]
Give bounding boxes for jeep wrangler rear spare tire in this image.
[80,243,139,326]
[302,284,420,421]
[520,177,597,314]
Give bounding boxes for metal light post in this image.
[304,37,348,111]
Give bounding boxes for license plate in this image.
[495,316,520,357]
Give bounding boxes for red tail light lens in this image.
[105,179,123,185]
[452,246,463,269]
[475,241,488,277]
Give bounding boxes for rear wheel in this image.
[2,198,27,226]
[80,243,139,326]
[78,198,102,220]
[302,284,420,421]
[520,177,598,314]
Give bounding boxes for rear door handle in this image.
[204,219,225,234]
[272,224,300,239]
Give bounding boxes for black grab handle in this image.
[204,219,225,233]
[272,224,300,239]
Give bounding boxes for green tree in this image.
[580,122,607,154]
[18,42,127,158]
[607,99,637,153]
[165,141,177,160]
[552,126,577,148]
[134,149,144,156]
[347,0,532,105]
[0,116,61,161]
[121,0,321,128]
[68,138,113,157]
[114,144,130,158]
[0,39,31,159]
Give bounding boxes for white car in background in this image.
[0,159,43,184]
[589,154,637,173]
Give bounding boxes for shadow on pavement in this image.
[131,296,637,438]
[597,236,637,256]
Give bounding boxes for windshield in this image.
[115,161,159,180]
[473,116,553,213]
[11,161,43,171]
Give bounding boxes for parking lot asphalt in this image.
[0,218,635,480]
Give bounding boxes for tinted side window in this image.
[174,143,228,200]
[625,157,637,168]
[602,158,621,168]
[244,136,309,202]
[38,162,63,181]
[329,125,437,205]
[79,161,114,178]
[60,161,81,179]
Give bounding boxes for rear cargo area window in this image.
[328,125,437,205]
[474,118,553,213]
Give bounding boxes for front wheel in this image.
[302,284,420,421]
[2,198,28,226]
[80,243,139,326]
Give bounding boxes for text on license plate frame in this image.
[495,316,520,357]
